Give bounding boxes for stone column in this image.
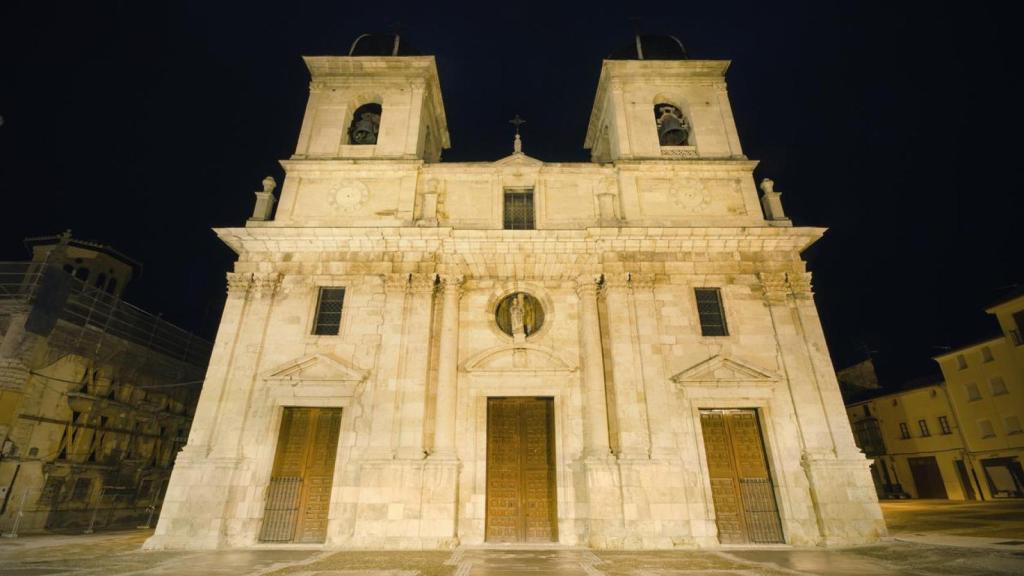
[397,274,437,459]
[183,272,253,452]
[630,273,677,459]
[788,272,861,458]
[209,272,280,460]
[365,273,410,460]
[430,274,463,460]
[576,274,612,459]
[602,273,651,459]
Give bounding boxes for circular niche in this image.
[495,292,545,338]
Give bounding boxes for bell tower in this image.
[584,35,744,163]
[292,33,450,162]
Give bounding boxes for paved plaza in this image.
[1,501,1023,575]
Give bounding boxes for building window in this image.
[939,416,952,435]
[1013,311,1024,346]
[956,354,967,370]
[979,419,996,438]
[71,478,93,501]
[918,419,931,437]
[863,405,871,417]
[966,382,982,402]
[981,346,994,362]
[694,288,729,336]
[899,422,910,439]
[312,287,346,335]
[990,376,1008,396]
[1006,416,1023,435]
[503,189,535,230]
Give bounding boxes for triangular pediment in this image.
[670,354,778,384]
[463,343,577,373]
[494,152,543,167]
[263,353,367,383]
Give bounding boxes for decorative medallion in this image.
[672,178,711,211]
[329,180,369,212]
[495,292,544,338]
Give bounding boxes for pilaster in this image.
[396,274,437,459]
[601,273,651,460]
[430,274,462,461]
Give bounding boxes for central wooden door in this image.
[485,397,557,543]
[259,407,341,543]
[908,456,948,499]
[700,409,784,544]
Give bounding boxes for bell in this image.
[349,112,380,145]
[658,114,689,146]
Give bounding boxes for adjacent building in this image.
[0,233,211,533]
[146,33,884,550]
[845,293,1024,501]
[934,293,1024,499]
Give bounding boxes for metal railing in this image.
[0,262,212,368]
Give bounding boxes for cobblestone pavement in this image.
[2,501,1024,575]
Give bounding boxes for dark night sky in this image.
[1,2,1020,386]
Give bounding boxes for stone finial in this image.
[250,175,278,222]
[759,177,790,226]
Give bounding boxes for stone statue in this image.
[262,176,277,195]
[759,178,775,195]
[510,294,526,337]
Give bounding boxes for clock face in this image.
[330,181,368,212]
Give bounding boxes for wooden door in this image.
[259,407,341,543]
[485,397,557,543]
[908,456,948,499]
[700,409,784,544]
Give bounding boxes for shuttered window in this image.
[312,287,345,335]
[695,288,728,336]
[503,189,535,230]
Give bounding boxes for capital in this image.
[410,273,439,294]
[758,272,789,304]
[250,272,282,299]
[603,273,630,291]
[789,271,814,298]
[384,273,411,293]
[439,274,464,294]
[226,272,252,298]
[630,273,657,290]
[574,274,603,298]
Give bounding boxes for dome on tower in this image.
[348,32,420,56]
[608,34,689,60]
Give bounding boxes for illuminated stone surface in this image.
[143,50,884,551]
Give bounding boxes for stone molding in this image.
[462,343,578,374]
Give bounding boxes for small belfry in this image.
[146,30,885,551]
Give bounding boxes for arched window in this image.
[74,267,90,282]
[106,277,118,294]
[348,103,382,145]
[654,103,690,146]
[95,273,107,289]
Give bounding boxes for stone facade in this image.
[146,49,884,550]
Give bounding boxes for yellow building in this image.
[847,379,978,500]
[0,233,212,533]
[934,293,1024,499]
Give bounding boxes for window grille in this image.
[918,419,931,437]
[312,287,345,335]
[899,422,910,439]
[503,189,535,230]
[939,416,952,435]
[695,288,728,336]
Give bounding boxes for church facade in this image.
[146,37,885,550]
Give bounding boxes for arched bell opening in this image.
[654,102,690,146]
